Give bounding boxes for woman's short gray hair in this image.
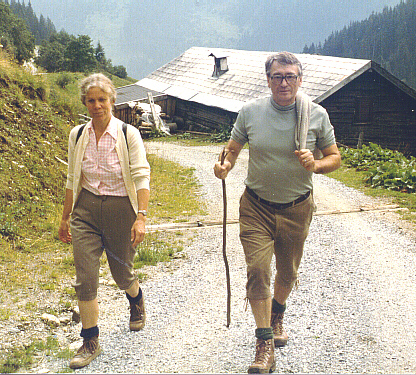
[265,52,303,77]
[80,73,117,105]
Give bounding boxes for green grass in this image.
[147,153,207,222]
[328,164,416,222]
[149,133,217,146]
[0,308,11,321]
[0,336,60,374]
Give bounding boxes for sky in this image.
[29,0,402,79]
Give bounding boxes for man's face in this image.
[267,62,302,106]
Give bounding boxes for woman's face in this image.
[85,87,113,124]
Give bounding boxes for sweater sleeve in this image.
[127,126,150,191]
[65,126,79,190]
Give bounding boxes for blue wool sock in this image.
[80,325,99,339]
[272,299,286,314]
[126,288,142,303]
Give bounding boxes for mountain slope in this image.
[304,0,416,89]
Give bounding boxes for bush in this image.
[55,72,73,88]
[340,143,416,193]
[210,120,233,143]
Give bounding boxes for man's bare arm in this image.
[295,144,341,174]
[214,139,244,179]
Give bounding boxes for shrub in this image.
[55,72,73,89]
[340,143,416,193]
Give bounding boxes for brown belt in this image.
[246,187,311,210]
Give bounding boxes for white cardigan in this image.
[65,116,150,214]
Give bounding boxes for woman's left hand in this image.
[131,217,146,247]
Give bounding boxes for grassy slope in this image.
[0,52,74,293]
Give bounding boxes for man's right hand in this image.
[214,160,232,179]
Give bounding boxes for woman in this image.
[58,73,150,370]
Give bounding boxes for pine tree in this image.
[303,0,416,89]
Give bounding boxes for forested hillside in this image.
[4,0,56,44]
[0,0,129,77]
[303,0,416,89]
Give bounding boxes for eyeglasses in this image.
[270,74,299,84]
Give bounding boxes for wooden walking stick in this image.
[220,148,231,328]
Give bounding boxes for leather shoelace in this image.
[78,338,98,355]
[271,313,284,335]
[254,340,272,365]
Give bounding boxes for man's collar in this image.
[270,96,296,111]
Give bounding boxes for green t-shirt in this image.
[231,95,336,203]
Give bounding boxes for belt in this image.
[246,187,311,210]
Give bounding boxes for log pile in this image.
[128,101,175,137]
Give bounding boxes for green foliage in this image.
[55,72,74,89]
[6,0,56,44]
[0,53,71,246]
[209,119,232,143]
[0,1,35,63]
[36,30,129,78]
[110,64,128,79]
[35,39,67,72]
[340,143,416,193]
[64,35,97,73]
[209,117,235,143]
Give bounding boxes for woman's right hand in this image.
[58,219,72,243]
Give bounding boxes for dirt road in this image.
[42,142,416,374]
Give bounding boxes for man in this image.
[214,52,340,373]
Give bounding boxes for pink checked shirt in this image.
[81,121,128,196]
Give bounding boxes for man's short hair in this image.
[265,52,303,77]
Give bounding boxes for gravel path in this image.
[42,141,416,374]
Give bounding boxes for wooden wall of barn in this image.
[321,71,416,156]
[174,99,237,133]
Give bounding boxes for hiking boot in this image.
[271,312,288,347]
[248,338,275,373]
[129,294,146,331]
[69,335,101,369]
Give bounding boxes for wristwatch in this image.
[137,210,147,217]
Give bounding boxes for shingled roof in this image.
[125,46,415,113]
[114,83,162,106]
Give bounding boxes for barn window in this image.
[355,97,373,124]
[209,53,228,78]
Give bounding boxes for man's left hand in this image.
[295,149,315,172]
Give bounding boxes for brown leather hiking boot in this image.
[129,294,146,331]
[248,338,275,373]
[271,312,288,347]
[69,335,101,369]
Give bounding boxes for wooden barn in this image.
[115,47,416,155]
